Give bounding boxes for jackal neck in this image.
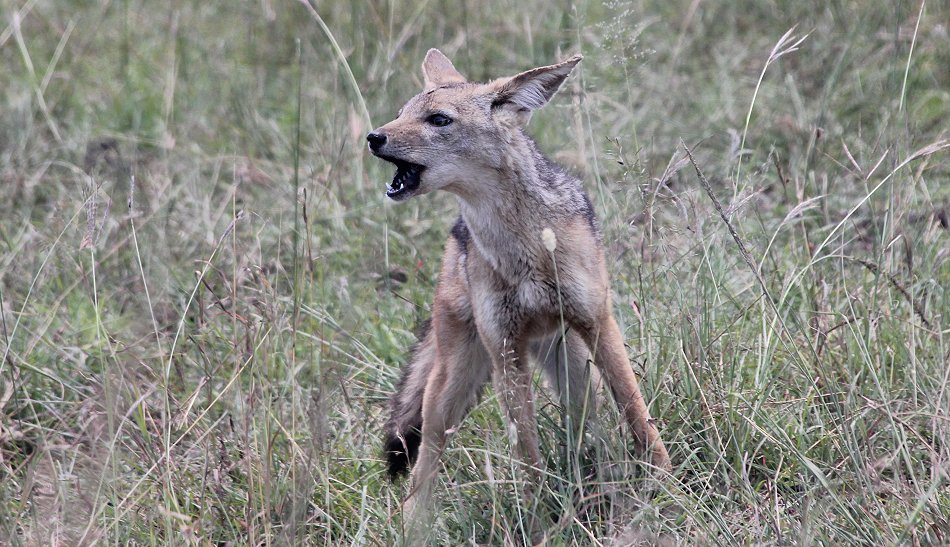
[453,136,589,281]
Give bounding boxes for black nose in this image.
[366,131,387,152]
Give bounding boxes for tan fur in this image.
[371,49,671,540]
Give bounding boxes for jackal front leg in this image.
[490,338,543,476]
[579,314,671,472]
[481,333,544,542]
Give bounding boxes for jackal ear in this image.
[490,54,582,116]
[422,49,466,90]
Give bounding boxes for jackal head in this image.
[367,49,581,200]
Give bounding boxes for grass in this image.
[1,0,949,544]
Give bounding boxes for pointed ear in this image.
[422,49,466,89]
[491,54,582,114]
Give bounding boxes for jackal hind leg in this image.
[403,323,489,532]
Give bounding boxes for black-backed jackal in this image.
[368,49,671,535]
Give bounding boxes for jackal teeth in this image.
[383,159,424,200]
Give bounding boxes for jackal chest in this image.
[458,213,606,336]
[465,254,603,338]
[515,274,563,314]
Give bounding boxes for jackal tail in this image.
[383,319,435,480]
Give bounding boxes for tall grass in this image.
[1,1,948,544]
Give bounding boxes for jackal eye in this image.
[426,113,453,127]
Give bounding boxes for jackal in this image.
[368,49,671,526]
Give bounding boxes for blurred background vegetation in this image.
[1,0,948,544]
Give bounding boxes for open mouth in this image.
[377,155,425,200]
